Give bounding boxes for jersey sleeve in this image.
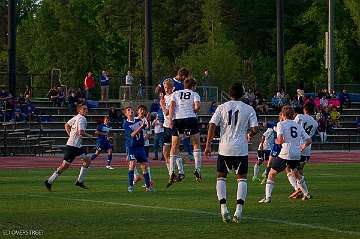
[194,92,201,102]
[209,105,222,126]
[66,117,75,127]
[248,107,258,127]
[294,115,300,124]
[263,128,272,138]
[276,122,284,136]
[78,117,87,131]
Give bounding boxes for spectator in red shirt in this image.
[84,72,95,99]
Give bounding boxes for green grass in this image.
[1,164,360,239]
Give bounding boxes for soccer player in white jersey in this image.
[252,121,275,182]
[167,77,202,186]
[287,104,318,199]
[44,104,93,191]
[204,83,258,224]
[259,106,312,203]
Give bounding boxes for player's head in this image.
[177,67,190,81]
[303,104,314,115]
[229,83,244,100]
[125,106,134,120]
[281,105,295,120]
[184,77,197,90]
[163,78,174,95]
[137,105,147,117]
[77,104,88,116]
[103,115,110,125]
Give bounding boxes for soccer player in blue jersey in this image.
[123,106,154,192]
[156,67,190,95]
[90,116,114,169]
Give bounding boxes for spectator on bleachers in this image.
[84,71,95,100]
[11,107,26,122]
[57,86,66,107]
[24,84,32,100]
[244,88,255,106]
[271,91,287,111]
[136,76,145,99]
[339,89,351,108]
[47,86,59,105]
[256,97,269,114]
[67,89,78,114]
[150,99,160,117]
[124,70,134,100]
[18,93,26,106]
[209,101,217,115]
[22,102,38,122]
[76,88,87,105]
[100,70,110,101]
[293,89,304,114]
[152,113,164,161]
[319,95,329,108]
[329,89,337,99]
[316,110,329,142]
[329,106,340,128]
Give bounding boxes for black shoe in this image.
[176,173,185,182]
[166,173,177,188]
[44,180,52,191]
[75,181,89,189]
[194,170,202,182]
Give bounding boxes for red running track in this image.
[0,151,359,169]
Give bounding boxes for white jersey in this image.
[163,94,172,128]
[277,119,310,160]
[209,100,258,156]
[258,127,275,151]
[171,89,200,120]
[66,114,87,148]
[294,114,318,156]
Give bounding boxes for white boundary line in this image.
[13,193,360,236]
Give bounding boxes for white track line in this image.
[14,193,360,236]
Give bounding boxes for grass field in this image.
[1,163,360,239]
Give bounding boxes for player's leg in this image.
[75,150,91,189]
[163,143,171,173]
[291,161,311,200]
[285,166,298,191]
[233,156,249,223]
[127,155,136,192]
[253,150,264,182]
[191,133,202,182]
[167,135,180,187]
[106,147,114,169]
[216,155,230,223]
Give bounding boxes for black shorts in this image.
[270,157,300,173]
[300,156,310,163]
[257,150,271,162]
[64,145,87,163]
[163,127,173,145]
[217,155,248,175]
[172,117,199,137]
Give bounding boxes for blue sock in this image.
[128,170,134,186]
[90,154,97,160]
[107,154,112,166]
[143,172,151,188]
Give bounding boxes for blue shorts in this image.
[127,147,147,163]
[96,140,113,151]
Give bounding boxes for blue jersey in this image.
[158,77,184,93]
[123,118,144,149]
[96,123,111,142]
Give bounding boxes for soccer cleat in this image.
[252,176,261,182]
[176,173,185,182]
[258,197,271,203]
[221,212,231,223]
[105,165,114,170]
[75,181,89,189]
[145,187,155,192]
[288,189,302,199]
[44,180,52,191]
[128,186,134,192]
[302,193,312,201]
[166,173,177,188]
[232,214,242,224]
[194,170,202,182]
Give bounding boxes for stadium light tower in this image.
[327,0,335,92]
[144,0,152,99]
[276,0,285,92]
[8,0,16,96]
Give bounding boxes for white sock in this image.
[287,173,298,190]
[176,155,184,174]
[47,171,60,184]
[77,166,88,183]
[134,167,140,178]
[193,149,202,172]
[297,176,309,195]
[265,180,274,199]
[253,164,260,177]
[166,162,170,174]
[235,178,247,217]
[169,155,176,175]
[147,166,152,181]
[216,178,228,214]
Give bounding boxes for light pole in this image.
[328,0,335,92]
[276,0,285,92]
[144,0,152,99]
[8,0,16,96]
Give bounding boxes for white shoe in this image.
[258,197,271,203]
[232,214,242,224]
[106,166,114,170]
[127,186,134,192]
[221,212,231,223]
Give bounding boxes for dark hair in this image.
[137,104,147,111]
[229,83,244,100]
[184,77,197,89]
[281,105,295,119]
[177,67,190,78]
[303,104,314,114]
